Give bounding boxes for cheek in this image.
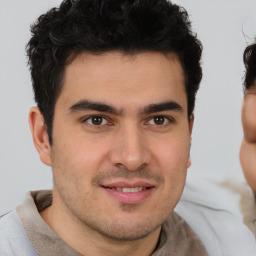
[52,136,111,180]
[152,135,190,194]
[74,138,113,172]
[154,135,190,167]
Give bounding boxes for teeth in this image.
[116,187,144,192]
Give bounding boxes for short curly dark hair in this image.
[244,42,256,90]
[27,0,203,144]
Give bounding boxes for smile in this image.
[101,183,155,204]
[114,187,146,192]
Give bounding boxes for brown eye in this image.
[153,116,166,125]
[85,116,107,126]
[91,116,103,125]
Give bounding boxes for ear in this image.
[29,107,52,166]
[188,115,194,135]
[187,115,194,168]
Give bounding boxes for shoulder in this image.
[0,210,37,256]
[175,175,256,256]
[165,211,202,239]
[157,212,208,256]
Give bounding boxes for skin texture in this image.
[240,82,256,193]
[29,51,193,256]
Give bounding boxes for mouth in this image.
[101,182,155,204]
[103,186,152,192]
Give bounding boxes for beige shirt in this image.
[17,191,207,256]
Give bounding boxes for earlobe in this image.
[29,107,52,166]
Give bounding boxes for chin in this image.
[85,213,164,241]
[99,221,162,241]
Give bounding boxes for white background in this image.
[0,0,255,215]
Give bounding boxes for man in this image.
[0,0,206,255]
[240,41,256,194]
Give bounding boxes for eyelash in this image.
[82,115,111,127]
[146,116,175,126]
[82,115,174,128]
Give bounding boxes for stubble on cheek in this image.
[50,154,88,216]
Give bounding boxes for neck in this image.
[40,195,161,256]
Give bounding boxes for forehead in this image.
[66,51,185,83]
[58,51,186,110]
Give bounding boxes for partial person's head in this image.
[27,0,202,144]
[28,0,202,241]
[240,41,256,192]
[244,42,256,91]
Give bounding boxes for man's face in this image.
[47,52,193,240]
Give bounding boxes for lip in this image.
[101,180,156,204]
[101,181,155,188]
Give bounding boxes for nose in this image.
[109,124,151,171]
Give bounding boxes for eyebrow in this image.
[69,100,183,115]
[69,100,122,115]
[141,101,183,115]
